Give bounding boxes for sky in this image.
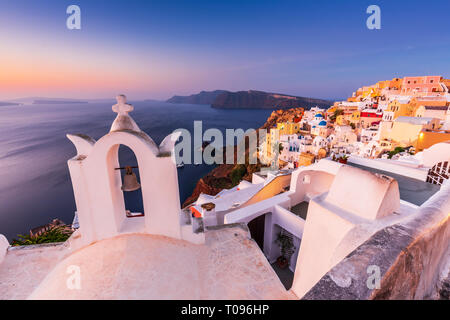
[0,0,449,101]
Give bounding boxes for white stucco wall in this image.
[291,165,401,298]
[325,166,400,220]
[0,234,9,265]
[289,160,339,206]
[420,141,450,167]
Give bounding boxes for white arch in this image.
[67,130,182,245]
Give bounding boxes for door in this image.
[248,214,265,251]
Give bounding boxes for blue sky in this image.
[0,0,449,100]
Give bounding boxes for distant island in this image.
[1,97,90,105]
[167,90,333,109]
[32,100,88,104]
[0,102,20,107]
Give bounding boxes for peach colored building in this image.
[401,76,443,95]
[415,106,449,121]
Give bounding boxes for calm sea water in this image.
[0,100,271,241]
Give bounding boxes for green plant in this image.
[330,109,344,121]
[11,226,73,246]
[387,146,405,159]
[230,164,247,186]
[278,143,284,154]
[275,231,295,261]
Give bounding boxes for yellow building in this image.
[376,80,390,90]
[387,99,415,120]
[276,122,301,135]
[298,152,315,167]
[349,111,361,127]
[265,128,281,160]
[360,85,382,99]
[389,117,440,147]
[336,114,346,126]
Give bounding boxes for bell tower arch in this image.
[66,95,202,246]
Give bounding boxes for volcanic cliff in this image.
[167,90,332,110]
[182,107,305,207]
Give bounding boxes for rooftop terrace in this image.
[347,162,440,206]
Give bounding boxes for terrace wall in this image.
[303,181,450,300]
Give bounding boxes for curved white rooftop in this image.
[0,227,294,300]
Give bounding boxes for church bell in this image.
[121,166,141,192]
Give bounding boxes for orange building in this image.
[411,96,448,107]
[415,130,450,152]
[388,78,403,90]
[442,79,450,91]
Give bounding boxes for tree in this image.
[230,164,247,186]
[278,143,284,154]
[330,109,344,122]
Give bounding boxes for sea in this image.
[0,100,272,241]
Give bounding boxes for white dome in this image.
[28,232,291,300]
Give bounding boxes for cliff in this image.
[167,90,333,110]
[166,90,228,105]
[212,90,332,109]
[182,107,304,207]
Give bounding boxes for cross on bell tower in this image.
[110,94,141,132]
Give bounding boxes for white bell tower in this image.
[67,95,204,246]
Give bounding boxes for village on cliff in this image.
[259,75,450,169]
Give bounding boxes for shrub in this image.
[230,164,247,186]
[12,226,73,246]
[387,147,405,159]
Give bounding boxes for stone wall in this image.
[303,181,450,300]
